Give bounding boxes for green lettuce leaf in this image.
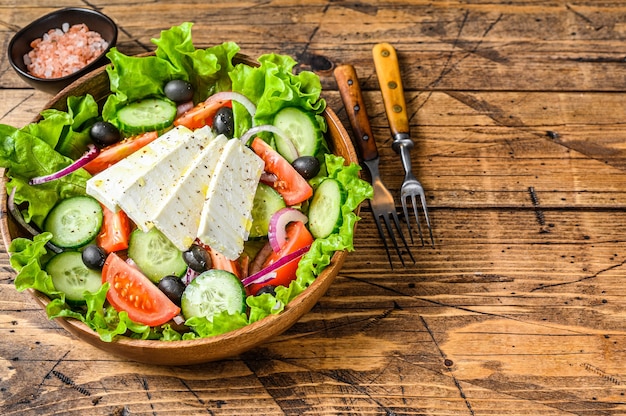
[103,22,239,125]
[230,53,327,151]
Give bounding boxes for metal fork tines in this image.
[334,64,414,267]
[366,155,415,267]
[395,133,434,247]
[373,42,435,247]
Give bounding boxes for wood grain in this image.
[2,0,626,414]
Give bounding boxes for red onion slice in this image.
[172,314,186,325]
[7,187,62,254]
[29,144,100,185]
[183,267,199,285]
[205,91,257,121]
[176,100,195,117]
[241,244,311,287]
[268,208,308,253]
[239,124,298,159]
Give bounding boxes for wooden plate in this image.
[0,55,359,365]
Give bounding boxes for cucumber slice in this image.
[128,227,187,283]
[273,107,322,162]
[307,178,346,238]
[46,251,103,304]
[181,269,246,321]
[116,97,177,135]
[249,183,286,238]
[44,196,103,249]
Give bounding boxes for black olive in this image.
[213,106,234,138]
[182,244,211,273]
[81,245,107,269]
[255,285,277,296]
[89,121,121,147]
[164,79,194,103]
[292,156,320,179]
[158,275,186,306]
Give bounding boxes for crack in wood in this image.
[531,259,626,292]
[581,363,624,386]
[528,186,550,234]
[51,370,91,396]
[139,376,157,416]
[420,316,475,415]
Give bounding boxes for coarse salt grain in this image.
[24,23,108,79]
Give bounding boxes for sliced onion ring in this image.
[241,244,311,287]
[176,100,195,117]
[8,187,62,254]
[268,208,308,253]
[183,267,199,286]
[243,271,277,287]
[239,124,298,159]
[205,91,257,121]
[29,144,100,185]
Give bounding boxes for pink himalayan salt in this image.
[24,23,108,79]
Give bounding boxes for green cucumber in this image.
[307,178,346,238]
[128,227,187,283]
[46,251,103,304]
[116,97,177,135]
[249,183,286,238]
[181,269,246,321]
[44,196,103,249]
[273,106,323,162]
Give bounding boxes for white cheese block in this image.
[86,125,211,213]
[151,134,229,251]
[115,126,215,231]
[197,139,264,260]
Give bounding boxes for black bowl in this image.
[8,7,118,95]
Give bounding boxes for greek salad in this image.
[0,23,372,342]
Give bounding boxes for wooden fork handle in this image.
[372,42,410,138]
[333,64,378,161]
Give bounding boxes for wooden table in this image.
[2,1,626,414]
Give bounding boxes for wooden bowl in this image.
[0,55,359,365]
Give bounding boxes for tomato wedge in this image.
[83,131,159,175]
[174,100,231,130]
[251,137,313,205]
[102,253,180,326]
[248,221,314,295]
[97,206,132,253]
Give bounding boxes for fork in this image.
[334,64,414,268]
[372,43,435,247]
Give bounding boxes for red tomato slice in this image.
[83,131,159,175]
[248,221,314,295]
[174,100,231,130]
[251,137,313,206]
[97,206,132,253]
[102,253,180,326]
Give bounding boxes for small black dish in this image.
[8,7,118,95]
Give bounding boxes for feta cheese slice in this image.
[111,126,215,231]
[151,134,229,251]
[86,125,209,212]
[197,139,264,260]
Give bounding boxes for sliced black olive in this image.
[164,79,194,103]
[158,275,186,306]
[89,121,121,147]
[213,106,234,138]
[81,245,107,269]
[292,155,320,179]
[182,244,211,273]
[255,285,277,296]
